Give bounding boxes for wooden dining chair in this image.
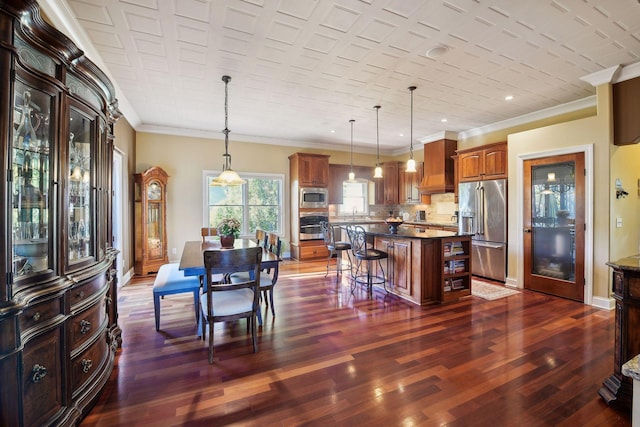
[201,227,218,242]
[255,227,266,248]
[230,232,282,317]
[200,246,262,364]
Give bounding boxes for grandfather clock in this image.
[134,166,169,274]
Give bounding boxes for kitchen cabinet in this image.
[368,230,472,306]
[0,1,121,425]
[457,142,507,183]
[375,162,400,205]
[375,236,413,297]
[399,162,424,204]
[598,257,640,410]
[290,153,330,187]
[613,76,640,146]
[419,139,457,194]
[134,167,169,275]
[440,237,471,302]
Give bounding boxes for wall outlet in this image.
[172,247,177,254]
[616,217,622,228]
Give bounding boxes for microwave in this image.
[300,187,328,208]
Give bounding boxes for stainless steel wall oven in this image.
[299,212,328,240]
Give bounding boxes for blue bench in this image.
[153,263,201,331]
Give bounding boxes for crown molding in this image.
[580,65,622,86]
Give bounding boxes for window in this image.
[203,171,284,236]
[338,179,369,216]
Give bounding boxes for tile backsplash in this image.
[370,193,458,223]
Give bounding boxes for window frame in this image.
[202,170,285,237]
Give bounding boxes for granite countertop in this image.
[330,218,458,228]
[607,254,640,272]
[352,224,463,240]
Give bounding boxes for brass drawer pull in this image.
[32,312,41,321]
[77,290,85,299]
[31,364,47,383]
[80,319,92,334]
[81,358,93,373]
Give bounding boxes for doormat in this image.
[472,280,520,300]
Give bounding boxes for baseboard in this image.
[592,295,615,310]
[504,276,519,289]
[121,268,134,287]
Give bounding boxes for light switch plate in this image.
[616,217,622,228]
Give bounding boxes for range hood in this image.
[418,138,457,195]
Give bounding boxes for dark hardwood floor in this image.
[81,260,631,426]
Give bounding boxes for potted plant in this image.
[217,217,241,248]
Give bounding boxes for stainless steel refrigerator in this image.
[458,179,507,282]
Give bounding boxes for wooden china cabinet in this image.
[0,1,121,426]
[134,167,169,275]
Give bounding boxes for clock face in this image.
[147,182,161,200]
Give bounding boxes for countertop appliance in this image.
[458,179,507,281]
[300,187,328,208]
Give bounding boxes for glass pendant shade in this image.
[374,165,383,178]
[211,75,246,186]
[406,158,416,173]
[211,168,245,186]
[348,171,355,181]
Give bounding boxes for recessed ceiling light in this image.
[505,95,514,101]
[399,133,404,137]
[426,45,449,59]
[330,130,335,133]
[441,118,447,123]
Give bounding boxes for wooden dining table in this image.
[179,238,281,277]
[179,238,282,326]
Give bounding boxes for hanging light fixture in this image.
[348,119,356,181]
[211,75,246,186]
[373,105,383,179]
[406,85,417,173]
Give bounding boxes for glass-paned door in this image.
[11,82,54,280]
[68,107,94,264]
[523,152,585,301]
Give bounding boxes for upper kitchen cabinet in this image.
[399,161,424,203]
[1,1,121,425]
[290,153,330,187]
[419,139,457,194]
[457,141,507,183]
[613,76,640,145]
[379,162,400,205]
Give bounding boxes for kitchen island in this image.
[342,224,472,306]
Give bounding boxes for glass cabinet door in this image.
[11,82,54,279]
[68,107,94,264]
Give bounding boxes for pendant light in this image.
[373,105,383,179]
[211,75,246,186]
[348,119,356,181]
[406,85,417,173]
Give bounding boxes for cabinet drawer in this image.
[71,334,108,394]
[628,276,640,299]
[613,271,624,296]
[69,273,107,308]
[22,327,63,427]
[69,298,107,350]
[20,296,63,333]
[300,245,329,259]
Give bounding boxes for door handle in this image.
[523,228,532,233]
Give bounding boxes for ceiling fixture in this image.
[373,105,382,179]
[211,75,246,186]
[406,85,417,173]
[348,119,356,181]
